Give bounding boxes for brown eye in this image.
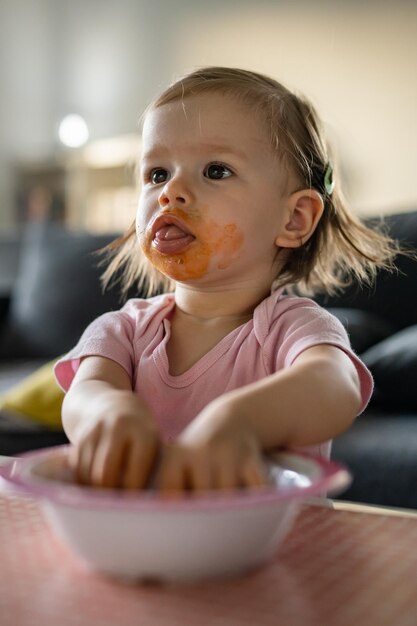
[150,169,169,184]
[204,163,232,180]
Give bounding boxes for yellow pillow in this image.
[0,360,64,429]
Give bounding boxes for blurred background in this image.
[0,0,416,235]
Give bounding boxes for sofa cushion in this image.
[316,209,417,330]
[332,413,417,508]
[326,308,394,354]
[0,231,22,295]
[0,224,128,359]
[0,360,63,429]
[361,325,417,411]
[0,430,69,456]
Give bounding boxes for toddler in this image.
[55,67,399,492]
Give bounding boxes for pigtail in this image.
[279,182,402,297]
[272,94,404,296]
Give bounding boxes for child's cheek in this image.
[138,210,244,281]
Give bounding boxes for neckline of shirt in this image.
[152,289,284,388]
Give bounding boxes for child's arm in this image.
[156,345,361,492]
[224,344,362,448]
[62,356,160,489]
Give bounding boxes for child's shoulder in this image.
[120,292,175,318]
[261,289,325,319]
[258,289,343,339]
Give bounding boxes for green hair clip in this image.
[324,162,335,195]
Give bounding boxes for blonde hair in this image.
[102,66,401,297]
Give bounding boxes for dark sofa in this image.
[1,211,416,509]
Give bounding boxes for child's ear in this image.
[275,189,324,248]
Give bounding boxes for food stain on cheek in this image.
[216,223,244,271]
[140,209,244,281]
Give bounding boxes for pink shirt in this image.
[55,290,373,457]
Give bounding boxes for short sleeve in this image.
[54,308,136,392]
[263,297,373,414]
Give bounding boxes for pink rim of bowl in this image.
[0,445,351,512]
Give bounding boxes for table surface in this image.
[0,491,416,626]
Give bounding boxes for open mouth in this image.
[151,214,196,254]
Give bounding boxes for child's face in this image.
[137,92,290,289]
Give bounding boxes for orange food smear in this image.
[140,208,244,281]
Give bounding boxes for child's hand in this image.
[70,390,160,490]
[156,400,267,493]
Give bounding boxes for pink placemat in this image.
[0,494,416,626]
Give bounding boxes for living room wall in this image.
[0,0,416,230]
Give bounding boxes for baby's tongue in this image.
[156,224,188,240]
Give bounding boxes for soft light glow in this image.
[58,114,89,148]
[83,134,140,168]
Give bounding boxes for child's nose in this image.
[158,176,193,208]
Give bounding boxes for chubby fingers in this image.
[90,433,128,488]
[121,437,160,490]
[70,422,102,486]
[156,444,268,493]
[70,424,160,490]
[239,455,268,489]
[155,445,189,493]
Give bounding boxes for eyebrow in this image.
[198,143,248,159]
[141,143,248,161]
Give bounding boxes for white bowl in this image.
[0,445,350,584]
